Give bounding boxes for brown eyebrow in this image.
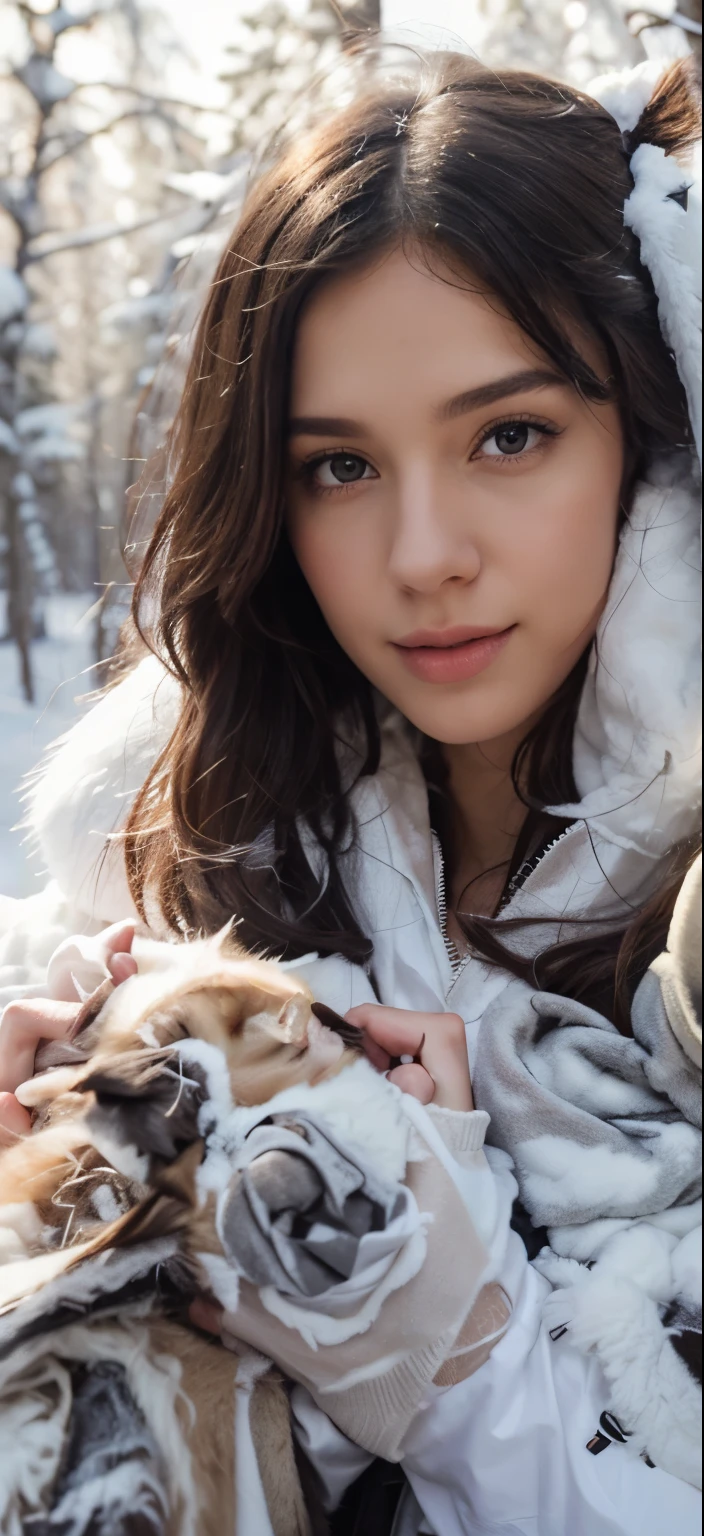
[288,368,566,438]
[288,414,365,438]
[437,368,566,421]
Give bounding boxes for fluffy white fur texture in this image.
[672,1226,702,1308]
[0,1235,177,1340]
[0,1312,200,1536]
[27,657,180,930]
[626,142,702,465]
[202,1054,412,1196]
[546,1215,702,1302]
[548,1197,702,1263]
[590,59,673,132]
[590,61,702,466]
[541,1270,702,1489]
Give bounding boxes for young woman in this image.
[0,47,701,1536]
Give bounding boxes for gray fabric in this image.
[634,968,702,1131]
[220,1110,405,1297]
[474,967,701,1232]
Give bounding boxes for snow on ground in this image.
[0,594,97,898]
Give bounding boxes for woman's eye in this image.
[478,422,545,459]
[311,453,375,488]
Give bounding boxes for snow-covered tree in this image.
[119,1,382,652]
[0,0,216,697]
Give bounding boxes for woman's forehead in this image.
[291,249,537,410]
[289,246,608,421]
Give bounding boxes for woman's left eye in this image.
[476,421,550,460]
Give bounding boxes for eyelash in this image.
[297,414,561,497]
[474,413,561,463]
[298,450,373,499]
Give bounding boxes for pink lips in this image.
[393,624,515,684]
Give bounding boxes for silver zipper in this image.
[432,831,470,982]
[432,820,576,990]
[501,823,575,909]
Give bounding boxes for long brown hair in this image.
[124,51,700,1023]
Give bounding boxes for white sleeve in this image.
[290,1385,373,1512]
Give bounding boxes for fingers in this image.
[100,921,136,957]
[0,1091,31,1146]
[47,921,137,1003]
[0,998,81,1094]
[345,1004,428,1062]
[345,1005,436,1103]
[109,952,138,985]
[345,1003,473,1111]
[386,1062,435,1104]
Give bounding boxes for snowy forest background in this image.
[1,0,700,894]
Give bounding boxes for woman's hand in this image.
[0,920,137,1143]
[345,1003,473,1111]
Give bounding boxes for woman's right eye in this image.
[307,452,376,491]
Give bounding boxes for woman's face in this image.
[286,247,624,747]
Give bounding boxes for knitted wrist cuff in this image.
[426,1105,490,1163]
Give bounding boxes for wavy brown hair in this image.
[124,51,700,1024]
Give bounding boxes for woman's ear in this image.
[625,57,701,162]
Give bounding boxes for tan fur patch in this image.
[145,1317,240,1536]
[249,1369,313,1536]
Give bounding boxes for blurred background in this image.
[0,0,700,895]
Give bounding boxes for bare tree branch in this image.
[70,82,217,112]
[37,107,208,172]
[17,1,107,39]
[24,207,186,262]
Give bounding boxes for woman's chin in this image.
[382,680,544,752]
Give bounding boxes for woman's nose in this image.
[387,465,482,594]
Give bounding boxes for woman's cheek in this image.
[290,509,383,646]
[537,490,619,652]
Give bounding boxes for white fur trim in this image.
[590,63,702,467]
[196,1250,241,1314]
[25,655,181,926]
[0,1310,201,1536]
[589,60,669,133]
[542,1271,702,1489]
[626,141,702,465]
[672,1226,703,1308]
